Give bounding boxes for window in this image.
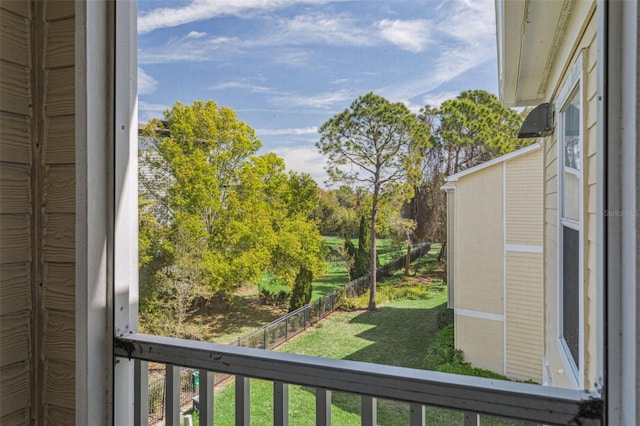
[557,54,583,381]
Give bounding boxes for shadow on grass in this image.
[293,300,465,424]
[188,294,288,343]
[294,299,534,425]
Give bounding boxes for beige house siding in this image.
[505,151,543,247]
[583,17,598,390]
[543,5,598,390]
[504,150,544,382]
[0,2,33,424]
[448,146,544,381]
[453,165,504,315]
[505,251,543,382]
[455,315,504,373]
[0,1,76,423]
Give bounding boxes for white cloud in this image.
[272,89,352,109]
[256,126,318,136]
[274,14,373,47]
[138,101,170,123]
[378,19,431,53]
[138,0,328,34]
[422,91,459,108]
[271,146,328,186]
[210,81,280,94]
[377,1,496,105]
[187,31,207,39]
[138,68,158,95]
[270,48,313,67]
[139,36,237,64]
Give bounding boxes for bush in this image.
[289,268,313,312]
[259,277,290,305]
[436,308,454,330]
[436,363,512,381]
[423,324,464,370]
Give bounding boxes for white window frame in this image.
[556,51,585,389]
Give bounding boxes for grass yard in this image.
[185,274,531,425]
[259,236,411,302]
[191,283,449,425]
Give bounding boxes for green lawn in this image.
[259,237,411,302]
[205,285,460,425]
[185,277,529,426]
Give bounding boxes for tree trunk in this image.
[368,185,379,311]
[404,244,411,276]
[438,241,447,264]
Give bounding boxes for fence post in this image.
[304,306,308,329]
[285,315,289,341]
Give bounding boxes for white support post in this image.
[274,381,289,426]
[166,365,180,426]
[112,0,138,424]
[316,388,331,426]
[76,0,118,424]
[198,370,215,426]
[236,375,250,426]
[360,396,376,426]
[134,360,149,426]
[409,403,424,426]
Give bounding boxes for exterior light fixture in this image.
[518,102,554,138]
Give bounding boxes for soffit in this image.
[497,0,571,107]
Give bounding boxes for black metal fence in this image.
[147,242,431,423]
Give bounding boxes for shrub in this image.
[289,268,313,312]
[436,308,454,330]
[436,363,511,381]
[259,277,290,305]
[423,324,464,370]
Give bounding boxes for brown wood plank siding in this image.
[0,4,32,424]
[39,2,76,419]
[0,113,31,163]
[0,361,30,421]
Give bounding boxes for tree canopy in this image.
[404,90,525,250]
[317,93,429,310]
[139,100,325,335]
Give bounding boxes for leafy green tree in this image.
[353,215,370,278]
[317,93,429,310]
[289,267,313,312]
[406,90,525,261]
[139,100,325,335]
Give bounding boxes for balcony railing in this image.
[114,333,602,426]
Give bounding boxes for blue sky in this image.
[137,0,498,185]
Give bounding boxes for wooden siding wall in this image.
[543,8,597,390]
[505,149,544,383]
[583,14,598,390]
[0,1,33,424]
[452,165,505,374]
[0,1,76,423]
